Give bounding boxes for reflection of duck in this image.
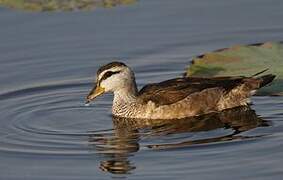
[89,120,139,174]
[86,62,275,119]
[88,106,269,174]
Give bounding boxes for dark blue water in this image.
[0,0,283,179]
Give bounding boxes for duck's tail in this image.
[218,70,276,111]
[250,68,276,88]
[257,74,276,88]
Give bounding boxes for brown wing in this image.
[137,76,245,106]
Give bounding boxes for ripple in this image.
[0,77,283,176]
[0,80,113,155]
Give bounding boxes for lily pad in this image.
[186,42,283,96]
[0,0,136,12]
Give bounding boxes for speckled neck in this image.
[112,81,139,117]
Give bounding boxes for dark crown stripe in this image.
[98,70,121,85]
[97,62,126,76]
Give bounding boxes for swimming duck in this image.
[86,62,275,119]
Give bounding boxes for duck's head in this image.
[86,62,136,103]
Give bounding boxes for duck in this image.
[86,61,275,119]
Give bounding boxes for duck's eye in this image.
[99,70,121,84]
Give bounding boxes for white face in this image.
[97,66,134,92]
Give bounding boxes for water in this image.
[1,0,283,179]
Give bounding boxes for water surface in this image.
[0,0,283,179]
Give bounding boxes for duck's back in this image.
[136,74,275,119]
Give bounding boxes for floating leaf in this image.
[0,0,137,12]
[186,42,283,96]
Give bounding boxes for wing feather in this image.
[137,77,245,106]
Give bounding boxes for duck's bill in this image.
[86,85,105,104]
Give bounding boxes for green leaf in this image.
[186,42,283,96]
[0,0,137,12]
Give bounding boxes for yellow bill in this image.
[86,85,105,104]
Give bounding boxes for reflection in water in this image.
[89,126,138,174]
[88,106,270,174]
[0,0,136,12]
